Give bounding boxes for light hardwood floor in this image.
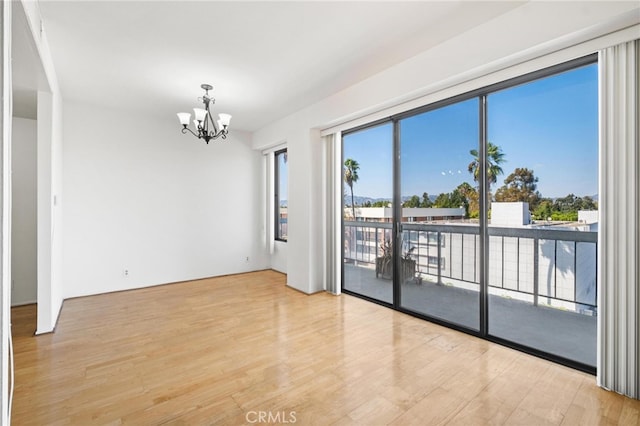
[10,270,640,425]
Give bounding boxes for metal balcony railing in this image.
[344,221,597,312]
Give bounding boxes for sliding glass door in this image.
[341,55,598,371]
[486,63,598,367]
[342,123,394,304]
[398,98,480,331]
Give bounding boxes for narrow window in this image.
[274,149,288,241]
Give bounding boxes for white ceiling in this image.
[32,1,528,132]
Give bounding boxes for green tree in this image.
[371,200,390,207]
[402,195,421,208]
[344,158,360,219]
[468,142,506,188]
[551,211,579,221]
[495,167,541,209]
[553,193,578,213]
[553,193,596,213]
[434,187,471,214]
[420,192,433,208]
[533,194,598,221]
[533,199,553,220]
[450,188,468,210]
[578,195,598,211]
[455,182,478,218]
[434,193,452,208]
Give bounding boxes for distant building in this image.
[348,206,466,222]
[491,202,531,226]
[578,210,599,231]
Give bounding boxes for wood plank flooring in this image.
[10,270,640,425]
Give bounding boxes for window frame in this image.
[274,148,288,242]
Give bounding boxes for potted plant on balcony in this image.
[375,238,416,282]
[376,238,393,280]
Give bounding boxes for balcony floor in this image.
[344,263,596,367]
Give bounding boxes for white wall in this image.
[62,101,268,298]
[271,241,287,274]
[50,87,63,330]
[16,0,64,334]
[11,117,36,305]
[264,124,323,293]
[251,2,640,294]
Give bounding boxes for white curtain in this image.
[265,151,275,254]
[1,1,13,422]
[322,133,341,294]
[598,39,639,399]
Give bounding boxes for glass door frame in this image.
[341,119,395,307]
[392,95,485,334]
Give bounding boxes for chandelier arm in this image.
[216,129,227,139]
[181,127,200,138]
[205,110,220,137]
[207,129,224,141]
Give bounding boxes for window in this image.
[274,149,288,241]
[486,61,598,368]
[342,123,394,303]
[427,232,445,247]
[427,256,445,268]
[399,97,480,330]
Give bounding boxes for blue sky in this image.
[343,63,598,200]
[277,151,288,202]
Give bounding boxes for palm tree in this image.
[468,142,505,187]
[344,158,360,219]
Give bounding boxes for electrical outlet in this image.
[124,269,129,277]
[245,256,250,263]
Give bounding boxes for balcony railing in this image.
[344,221,597,313]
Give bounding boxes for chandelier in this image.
[176,84,232,144]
